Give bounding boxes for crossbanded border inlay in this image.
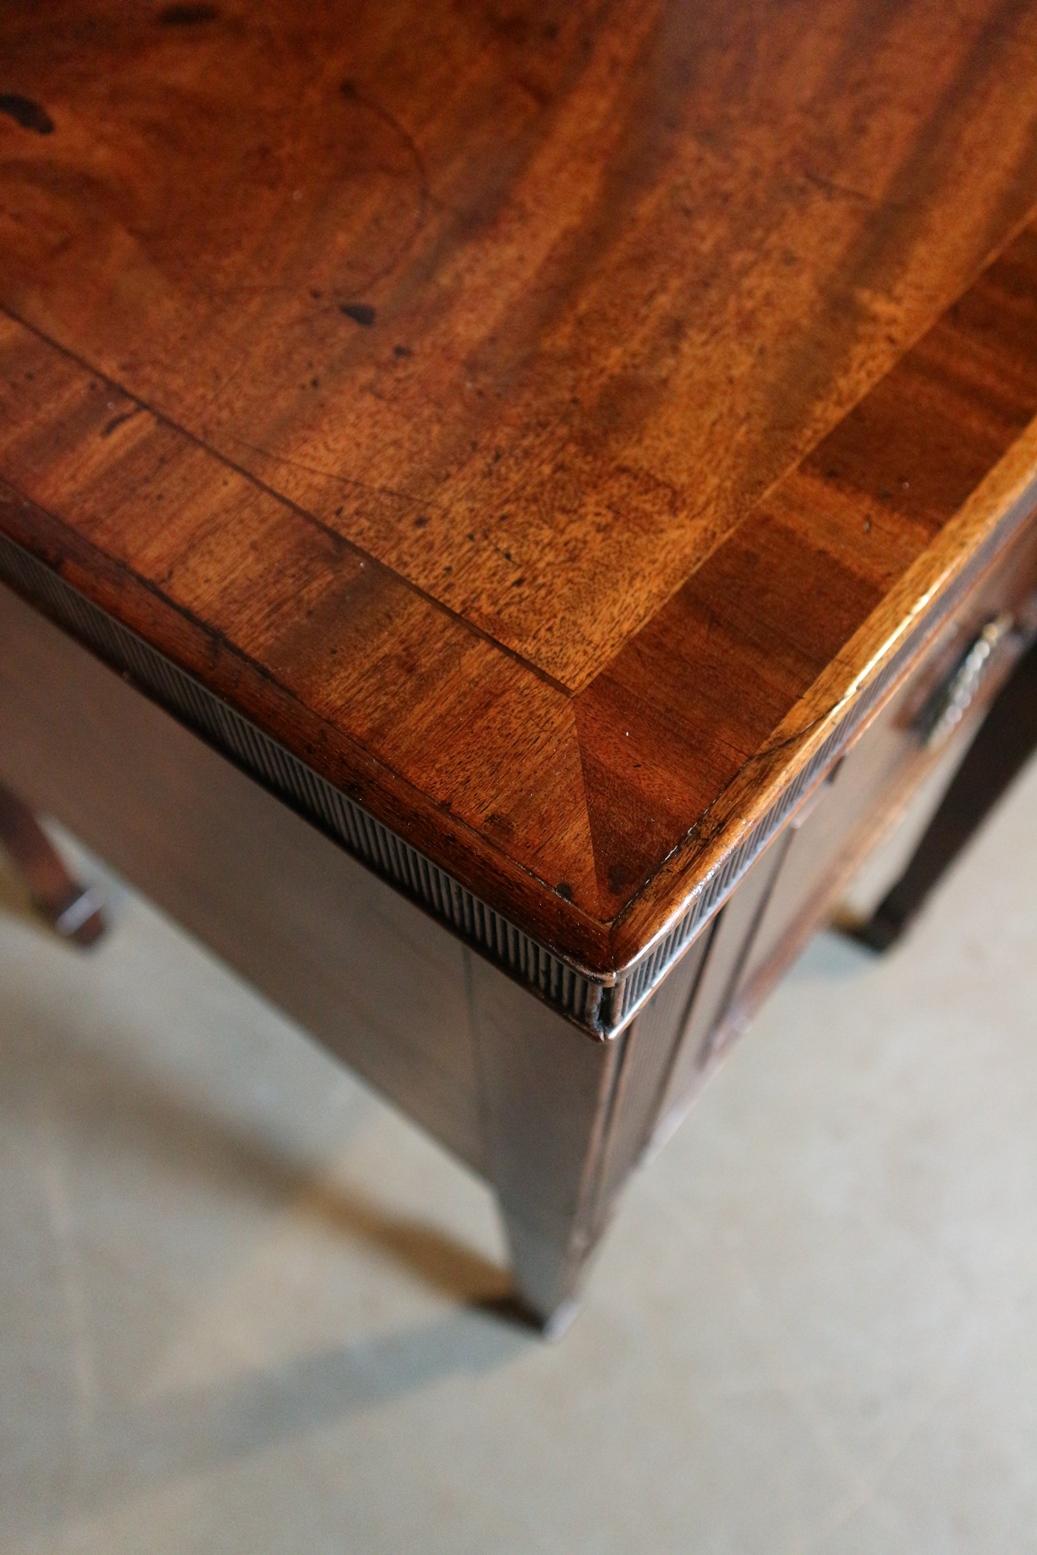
[1,498,1031,1037]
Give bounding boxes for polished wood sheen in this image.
[3,1,1037,1325]
[4,0,1037,981]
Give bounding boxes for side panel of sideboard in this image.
[0,583,487,1173]
[0,582,658,1322]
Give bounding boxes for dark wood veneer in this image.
[3,0,1037,1324]
[3,0,1037,994]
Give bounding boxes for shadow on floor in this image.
[1,971,510,1307]
[784,925,878,984]
[0,973,524,1542]
[3,1304,527,1542]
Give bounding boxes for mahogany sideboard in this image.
[2,0,1036,1332]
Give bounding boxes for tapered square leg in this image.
[468,960,618,1326]
[0,780,107,947]
[466,950,691,1330]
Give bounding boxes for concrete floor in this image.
[1,763,1035,1555]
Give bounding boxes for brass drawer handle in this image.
[918,611,1017,750]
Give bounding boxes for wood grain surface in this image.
[0,583,488,1169]
[3,0,1037,973]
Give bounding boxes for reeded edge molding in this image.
[605,473,1037,1026]
[0,533,612,1033]
[0,500,1029,1039]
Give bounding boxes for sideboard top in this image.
[3,0,1037,975]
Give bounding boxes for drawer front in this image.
[653,512,1037,1130]
[654,830,792,1125]
[734,515,1037,1007]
